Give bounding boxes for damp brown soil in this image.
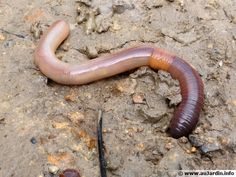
[0,0,236,177]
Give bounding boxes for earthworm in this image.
[34,20,204,138]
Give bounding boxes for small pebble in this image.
[67,111,85,124]
[202,123,211,130]
[189,135,204,147]
[219,137,229,145]
[191,147,197,153]
[59,169,81,177]
[102,128,112,133]
[85,137,96,150]
[207,0,219,8]
[0,33,5,41]
[193,127,204,134]
[116,78,137,94]
[152,150,159,155]
[84,92,92,99]
[76,130,87,138]
[76,12,88,24]
[61,42,70,51]
[165,142,174,150]
[186,149,191,154]
[207,43,213,49]
[85,45,98,58]
[111,21,121,31]
[137,127,144,132]
[52,122,70,129]
[85,13,96,34]
[107,151,123,171]
[30,137,37,144]
[218,60,223,67]
[132,93,145,104]
[136,143,145,151]
[4,39,14,48]
[30,22,43,39]
[112,4,131,14]
[125,129,134,137]
[177,0,184,6]
[112,0,134,14]
[64,91,77,102]
[178,137,188,144]
[48,165,60,174]
[199,143,221,153]
[96,19,111,33]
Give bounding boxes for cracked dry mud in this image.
[0,0,236,177]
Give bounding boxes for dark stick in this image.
[97,110,107,177]
[0,28,26,39]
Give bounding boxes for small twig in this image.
[97,110,107,177]
[0,28,26,39]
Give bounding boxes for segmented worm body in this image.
[34,20,204,138]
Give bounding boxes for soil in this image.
[0,0,236,177]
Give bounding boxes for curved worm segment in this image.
[34,20,204,138]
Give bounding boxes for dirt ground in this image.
[0,0,236,177]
